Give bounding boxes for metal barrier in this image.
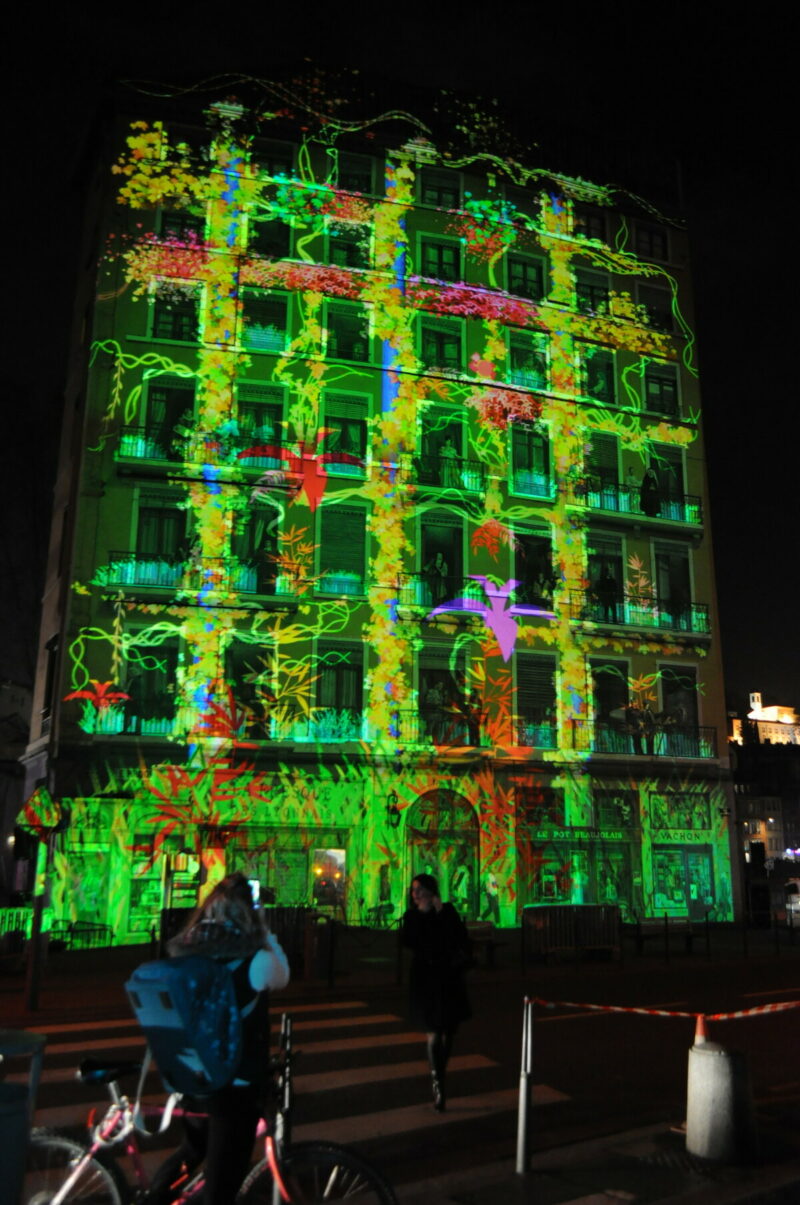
[522,904,621,962]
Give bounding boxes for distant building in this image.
[731,692,800,746]
[20,76,735,938]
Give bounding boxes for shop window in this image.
[650,792,710,831]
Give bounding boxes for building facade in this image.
[20,82,735,938]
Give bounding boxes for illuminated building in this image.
[19,78,735,936]
[730,692,800,746]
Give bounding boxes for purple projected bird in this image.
[427,576,555,661]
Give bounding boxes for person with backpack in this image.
[141,873,289,1204]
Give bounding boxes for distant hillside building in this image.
[20,78,735,938]
[731,692,800,747]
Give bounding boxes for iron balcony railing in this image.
[570,478,702,524]
[106,551,184,589]
[414,453,486,493]
[512,718,559,749]
[185,558,299,598]
[570,590,710,635]
[117,426,183,462]
[571,720,717,759]
[509,468,555,499]
[396,573,487,610]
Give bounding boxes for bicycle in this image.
[23,1013,396,1204]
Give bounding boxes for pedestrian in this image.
[146,873,289,1204]
[402,873,472,1112]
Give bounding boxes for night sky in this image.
[5,3,797,711]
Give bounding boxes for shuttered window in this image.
[319,506,365,592]
[516,654,556,721]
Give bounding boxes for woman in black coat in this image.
[402,873,472,1111]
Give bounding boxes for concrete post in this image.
[685,1016,756,1162]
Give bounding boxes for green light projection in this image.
[22,81,731,935]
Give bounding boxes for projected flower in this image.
[64,680,130,711]
[237,430,363,511]
[428,577,555,661]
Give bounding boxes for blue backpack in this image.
[126,955,242,1096]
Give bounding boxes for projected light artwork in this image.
[20,75,733,937]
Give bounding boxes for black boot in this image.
[427,1033,446,1112]
[431,1071,445,1112]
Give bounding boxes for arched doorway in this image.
[405,789,479,919]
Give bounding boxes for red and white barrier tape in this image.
[530,996,800,1021]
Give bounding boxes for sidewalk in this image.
[4,926,800,1203]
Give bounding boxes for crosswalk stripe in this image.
[23,1000,371,1035]
[292,1085,568,1145]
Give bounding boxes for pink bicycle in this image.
[23,1014,396,1204]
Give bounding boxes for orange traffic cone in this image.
[694,1013,709,1046]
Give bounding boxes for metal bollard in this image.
[515,997,533,1174]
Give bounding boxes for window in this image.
[236,383,283,462]
[575,268,609,315]
[586,434,620,499]
[125,636,179,734]
[510,425,550,497]
[420,237,461,282]
[327,225,370,269]
[337,152,374,194]
[326,301,370,362]
[419,408,468,489]
[136,497,184,560]
[419,168,460,209]
[518,782,564,826]
[507,254,545,301]
[515,653,557,747]
[574,204,606,242]
[643,362,679,417]
[650,443,686,518]
[248,218,292,259]
[319,505,365,594]
[242,292,288,353]
[655,543,693,630]
[317,642,363,718]
[137,377,193,461]
[160,209,204,241]
[418,645,468,744]
[587,532,624,622]
[508,331,547,389]
[635,222,669,261]
[256,142,294,178]
[514,530,554,606]
[581,345,615,403]
[232,499,280,595]
[419,317,462,373]
[225,641,274,737]
[638,283,673,332]
[323,393,368,476]
[420,514,463,606]
[594,789,637,830]
[591,658,629,753]
[152,289,198,342]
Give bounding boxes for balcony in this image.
[570,591,710,636]
[270,708,367,743]
[571,478,702,525]
[104,551,184,589]
[317,570,363,597]
[94,704,176,738]
[512,718,558,749]
[397,573,487,611]
[572,720,718,759]
[117,426,182,462]
[415,453,485,493]
[184,558,298,600]
[510,468,554,500]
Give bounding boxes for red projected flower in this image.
[64,680,130,711]
[238,430,363,511]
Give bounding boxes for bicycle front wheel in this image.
[238,1140,396,1205]
[23,1128,127,1205]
